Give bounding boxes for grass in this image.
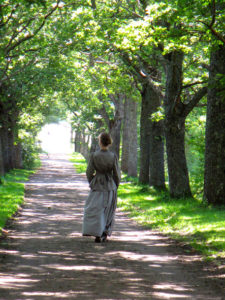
[118,176,225,262]
[0,169,34,235]
[70,152,225,262]
[70,152,87,173]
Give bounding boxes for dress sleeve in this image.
[112,154,121,188]
[86,153,95,183]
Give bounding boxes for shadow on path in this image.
[0,154,224,299]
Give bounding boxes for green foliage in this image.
[20,133,41,169]
[118,180,225,261]
[0,169,34,234]
[186,107,206,198]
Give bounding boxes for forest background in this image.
[0,0,225,261]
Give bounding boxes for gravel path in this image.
[0,154,224,300]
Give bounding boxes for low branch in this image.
[183,86,207,117]
[182,80,208,89]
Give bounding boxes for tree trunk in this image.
[139,84,151,184]
[83,135,90,160]
[165,116,191,197]
[139,82,165,188]
[121,97,138,177]
[74,130,81,153]
[80,133,89,161]
[108,94,124,159]
[149,119,165,188]
[121,96,130,173]
[164,50,192,198]
[1,125,11,172]
[14,143,23,169]
[80,131,85,156]
[90,135,99,154]
[204,44,225,205]
[127,98,138,177]
[0,136,5,177]
[109,118,122,159]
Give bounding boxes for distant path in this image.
[0,154,224,299]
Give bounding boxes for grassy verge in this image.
[118,176,225,262]
[0,169,35,235]
[70,152,87,173]
[70,152,225,262]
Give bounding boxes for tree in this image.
[121,96,138,177]
[203,1,225,205]
[116,1,209,196]
[0,0,63,173]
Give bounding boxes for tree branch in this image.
[6,1,60,54]
[197,0,225,44]
[182,80,208,89]
[183,86,207,117]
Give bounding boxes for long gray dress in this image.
[82,149,120,238]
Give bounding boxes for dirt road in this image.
[0,155,224,299]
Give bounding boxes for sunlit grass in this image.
[70,152,87,173]
[118,178,225,261]
[0,169,34,235]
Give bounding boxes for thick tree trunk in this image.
[74,130,81,153]
[204,44,225,205]
[121,97,130,173]
[139,85,151,184]
[139,82,165,188]
[127,98,138,177]
[80,131,85,156]
[108,94,124,159]
[109,118,122,159]
[165,117,191,197]
[13,143,23,169]
[149,119,165,188]
[80,133,89,161]
[164,51,192,198]
[0,136,5,177]
[1,126,11,172]
[90,136,99,154]
[121,97,138,177]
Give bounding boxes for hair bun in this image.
[99,132,112,147]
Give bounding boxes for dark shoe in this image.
[101,233,108,242]
[95,236,101,243]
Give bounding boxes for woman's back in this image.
[93,149,115,173]
[86,149,120,191]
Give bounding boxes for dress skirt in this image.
[82,189,117,237]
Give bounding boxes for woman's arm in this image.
[112,155,121,188]
[86,153,95,183]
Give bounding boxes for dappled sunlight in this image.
[0,273,39,289]
[109,250,178,263]
[0,154,224,299]
[22,291,88,298]
[45,264,107,271]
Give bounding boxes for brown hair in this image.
[99,132,112,147]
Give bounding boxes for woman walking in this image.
[82,132,120,243]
